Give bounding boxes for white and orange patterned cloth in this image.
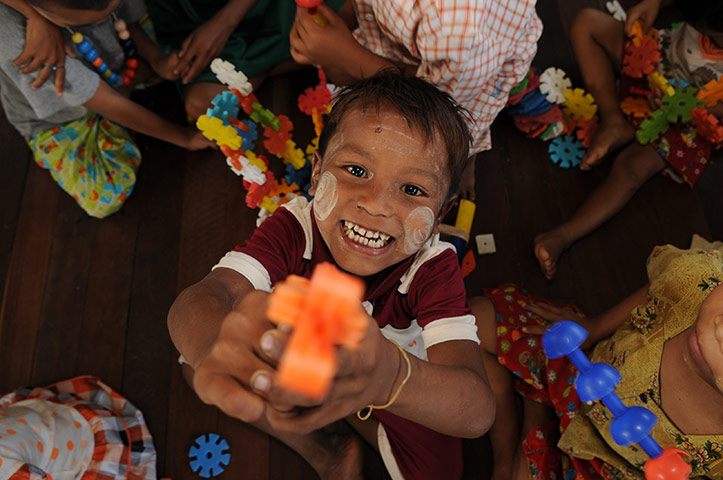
[351,0,542,154]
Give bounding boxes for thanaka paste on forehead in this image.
[313,172,338,221]
[402,207,435,255]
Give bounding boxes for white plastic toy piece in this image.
[475,234,496,255]
[225,155,266,185]
[606,0,627,22]
[256,207,273,227]
[211,58,253,96]
[539,67,572,104]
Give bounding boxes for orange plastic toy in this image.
[644,448,691,480]
[266,263,368,398]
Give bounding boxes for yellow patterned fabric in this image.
[558,245,723,478]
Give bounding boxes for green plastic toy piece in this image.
[660,87,704,124]
[636,110,669,144]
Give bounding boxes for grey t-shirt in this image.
[0,0,145,138]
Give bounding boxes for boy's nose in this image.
[356,184,394,217]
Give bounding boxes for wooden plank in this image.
[0,165,60,391]
[30,196,96,386]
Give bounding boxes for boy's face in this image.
[310,105,452,277]
[689,285,723,393]
[32,0,120,27]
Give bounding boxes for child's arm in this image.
[521,285,650,348]
[289,5,415,86]
[168,267,277,422]
[0,0,73,95]
[170,0,258,84]
[84,80,212,149]
[262,327,494,439]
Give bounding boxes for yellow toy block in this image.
[282,140,307,170]
[260,195,280,213]
[647,72,674,97]
[196,115,242,150]
[246,151,268,171]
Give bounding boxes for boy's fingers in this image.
[195,371,266,423]
[30,68,52,89]
[521,325,546,335]
[19,57,44,74]
[257,329,289,364]
[55,68,65,96]
[13,51,32,67]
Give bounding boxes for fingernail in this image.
[251,371,270,393]
[260,332,275,354]
[519,301,527,307]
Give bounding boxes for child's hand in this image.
[175,16,234,85]
[14,12,74,96]
[262,314,399,434]
[624,0,661,34]
[519,301,599,350]
[290,5,359,71]
[191,290,281,423]
[152,50,184,82]
[185,127,217,150]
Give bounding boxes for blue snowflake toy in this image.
[188,433,231,478]
[548,135,585,169]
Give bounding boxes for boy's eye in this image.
[402,185,425,196]
[346,165,367,177]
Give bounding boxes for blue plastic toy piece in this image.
[206,91,240,125]
[542,321,664,460]
[188,433,231,478]
[285,160,311,189]
[506,88,554,117]
[548,135,585,168]
[235,119,258,151]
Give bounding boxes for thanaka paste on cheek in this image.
[313,171,338,221]
[402,207,435,255]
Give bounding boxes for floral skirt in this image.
[28,112,141,219]
[487,284,624,480]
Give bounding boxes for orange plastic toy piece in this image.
[264,115,293,155]
[622,35,660,78]
[696,78,723,107]
[575,116,599,148]
[267,263,368,398]
[644,448,691,480]
[621,96,652,118]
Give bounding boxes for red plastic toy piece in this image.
[266,262,368,398]
[691,107,723,143]
[575,116,599,148]
[298,70,332,116]
[622,35,660,78]
[263,115,294,155]
[644,448,691,480]
[244,170,275,208]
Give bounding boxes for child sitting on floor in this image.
[0,376,156,479]
[0,0,212,219]
[472,243,723,479]
[167,71,495,480]
[534,0,723,279]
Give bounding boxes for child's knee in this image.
[613,144,665,187]
[570,8,602,39]
[471,296,497,354]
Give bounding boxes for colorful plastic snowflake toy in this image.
[562,88,598,121]
[539,67,572,104]
[189,433,231,478]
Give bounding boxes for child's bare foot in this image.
[580,115,634,171]
[534,229,571,280]
[320,434,363,480]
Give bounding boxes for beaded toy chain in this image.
[68,14,139,89]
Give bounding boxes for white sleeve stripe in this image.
[421,314,480,348]
[212,251,273,292]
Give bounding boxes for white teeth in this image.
[342,220,392,248]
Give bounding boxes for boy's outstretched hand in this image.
[262,313,399,435]
[15,12,74,96]
[191,290,281,423]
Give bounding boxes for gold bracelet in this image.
[357,339,411,421]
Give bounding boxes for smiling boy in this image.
[168,71,495,479]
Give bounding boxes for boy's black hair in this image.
[28,0,112,11]
[673,0,723,32]
[318,69,473,200]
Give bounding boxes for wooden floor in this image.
[1,0,721,478]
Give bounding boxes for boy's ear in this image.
[432,195,458,234]
[308,151,323,196]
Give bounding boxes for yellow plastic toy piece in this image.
[562,88,598,121]
[454,199,476,234]
[306,137,320,157]
[259,195,280,213]
[697,78,723,107]
[629,20,644,47]
[311,107,323,138]
[196,115,242,150]
[281,140,307,170]
[647,72,674,97]
[246,151,268,171]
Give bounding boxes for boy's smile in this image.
[310,106,451,277]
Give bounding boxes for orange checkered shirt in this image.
[352,0,542,154]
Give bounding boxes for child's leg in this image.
[569,8,635,170]
[534,142,666,279]
[471,296,521,480]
